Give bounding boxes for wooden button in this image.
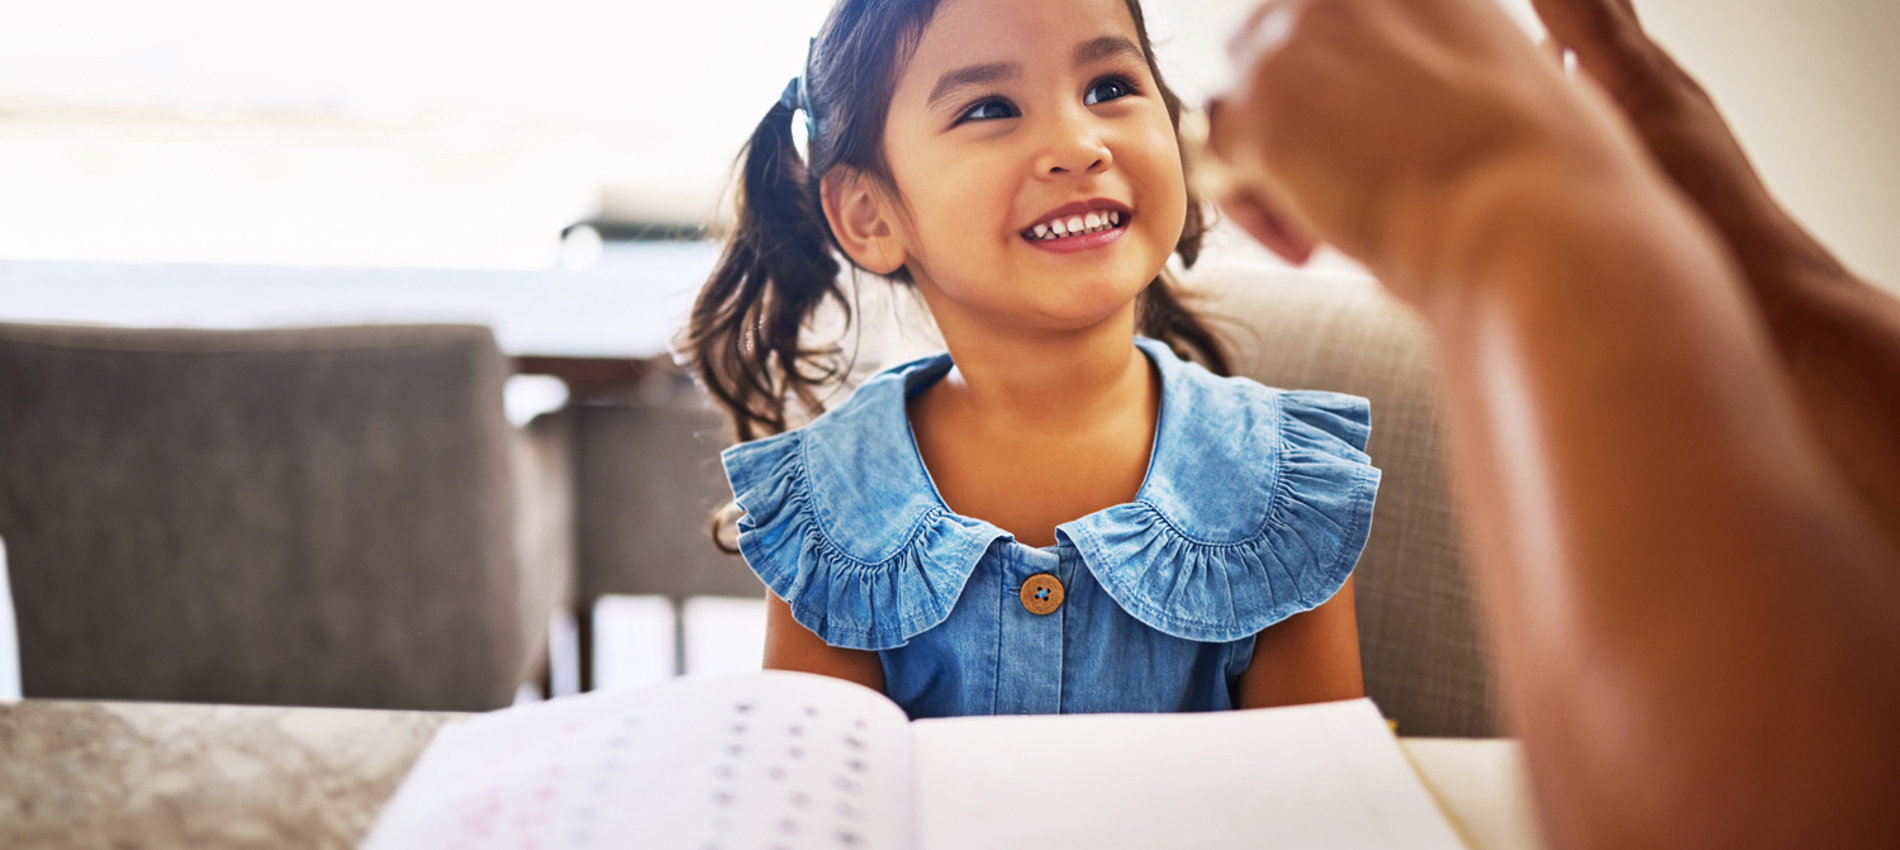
[1019,572,1065,615]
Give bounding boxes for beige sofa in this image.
[1194,266,1495,737]
[585,264,1496,736]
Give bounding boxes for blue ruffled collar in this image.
[721,337,1381,650]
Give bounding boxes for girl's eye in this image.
[1084,76,1135,106]
[957,99,1019,124]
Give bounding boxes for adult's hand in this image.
[1205,0,1661,306]
[1210,2,1900,849]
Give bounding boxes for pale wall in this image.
[1638,0,1900,291]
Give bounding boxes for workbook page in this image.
[361,672,912,850]
[909,698,1466,850]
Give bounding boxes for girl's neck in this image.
[906,287,1161,546]
[921,297,1152,432]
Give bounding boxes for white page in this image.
[910,698,1465,850]
[361,671,912,850]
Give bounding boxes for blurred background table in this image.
[0,244,719,360]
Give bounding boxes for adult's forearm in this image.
[1594,29,1900,547]
[1209,0,1900,843]
[1743,244,1900,550]
[1700,173,1900,549]
[1427,168,1900,849]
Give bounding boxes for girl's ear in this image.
[820,170,909,275]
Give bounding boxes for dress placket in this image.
[994,543,1066,715]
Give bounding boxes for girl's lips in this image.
[1024,220,1129,254]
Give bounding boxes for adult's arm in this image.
[1210,1,1900,847]
[1532,0,1900,551]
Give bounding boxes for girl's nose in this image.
[1035,107,1113,177]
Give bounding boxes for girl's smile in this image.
[1020,198,1132,254]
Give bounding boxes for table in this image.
[0,699,1545,849]
[0,243,720,360]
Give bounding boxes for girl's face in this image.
[865,0,1187,334]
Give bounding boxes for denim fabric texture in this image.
[721,337,1381,718]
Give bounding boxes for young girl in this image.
[686,0,1379,717]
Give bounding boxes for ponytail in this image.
[1140,270,1232,378]
[685,79,849,443]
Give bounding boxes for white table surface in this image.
[0,698,1544,849]
[0,242,720,359]
[1400,738,1545,850]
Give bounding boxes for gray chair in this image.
[564,365,759,690]
[1194,267,1498,737]
[573,366,762,605]
[0,322,574,711]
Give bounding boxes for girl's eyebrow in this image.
[1074,35,1144,67]
[928,62,1020,109]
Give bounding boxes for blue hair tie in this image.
[777,77,802,113]
[800,38,817,121]
[776,38,819,144]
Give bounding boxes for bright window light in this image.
[0,0,1282,270]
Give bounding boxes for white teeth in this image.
[1023,209,1129,240]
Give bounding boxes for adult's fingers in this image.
[1528,0,1653,97]
[1538,35,1565,67]
[1210,0,1402,264]
[1200,84,1322,266]
[1211,0,1594,290]
[1217,186,1317,266]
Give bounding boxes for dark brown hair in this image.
[685,0,1229,443]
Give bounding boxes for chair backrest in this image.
[574,367,764,602]
[0,322,526,710]
[1192,266,1499,737]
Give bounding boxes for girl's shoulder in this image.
[719,351,1003,650]
[719,349,959,560]
[718,340,1382,651]
[1063,338,1382,643]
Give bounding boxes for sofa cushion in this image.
[1189,266,1498,737]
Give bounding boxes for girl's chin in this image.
[1018,281,1155,328]
[920,248,1164,326]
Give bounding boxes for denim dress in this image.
[720,337,1381,719]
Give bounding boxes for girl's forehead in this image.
[896,0,1143,89]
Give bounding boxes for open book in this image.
[361,671,1466,850]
